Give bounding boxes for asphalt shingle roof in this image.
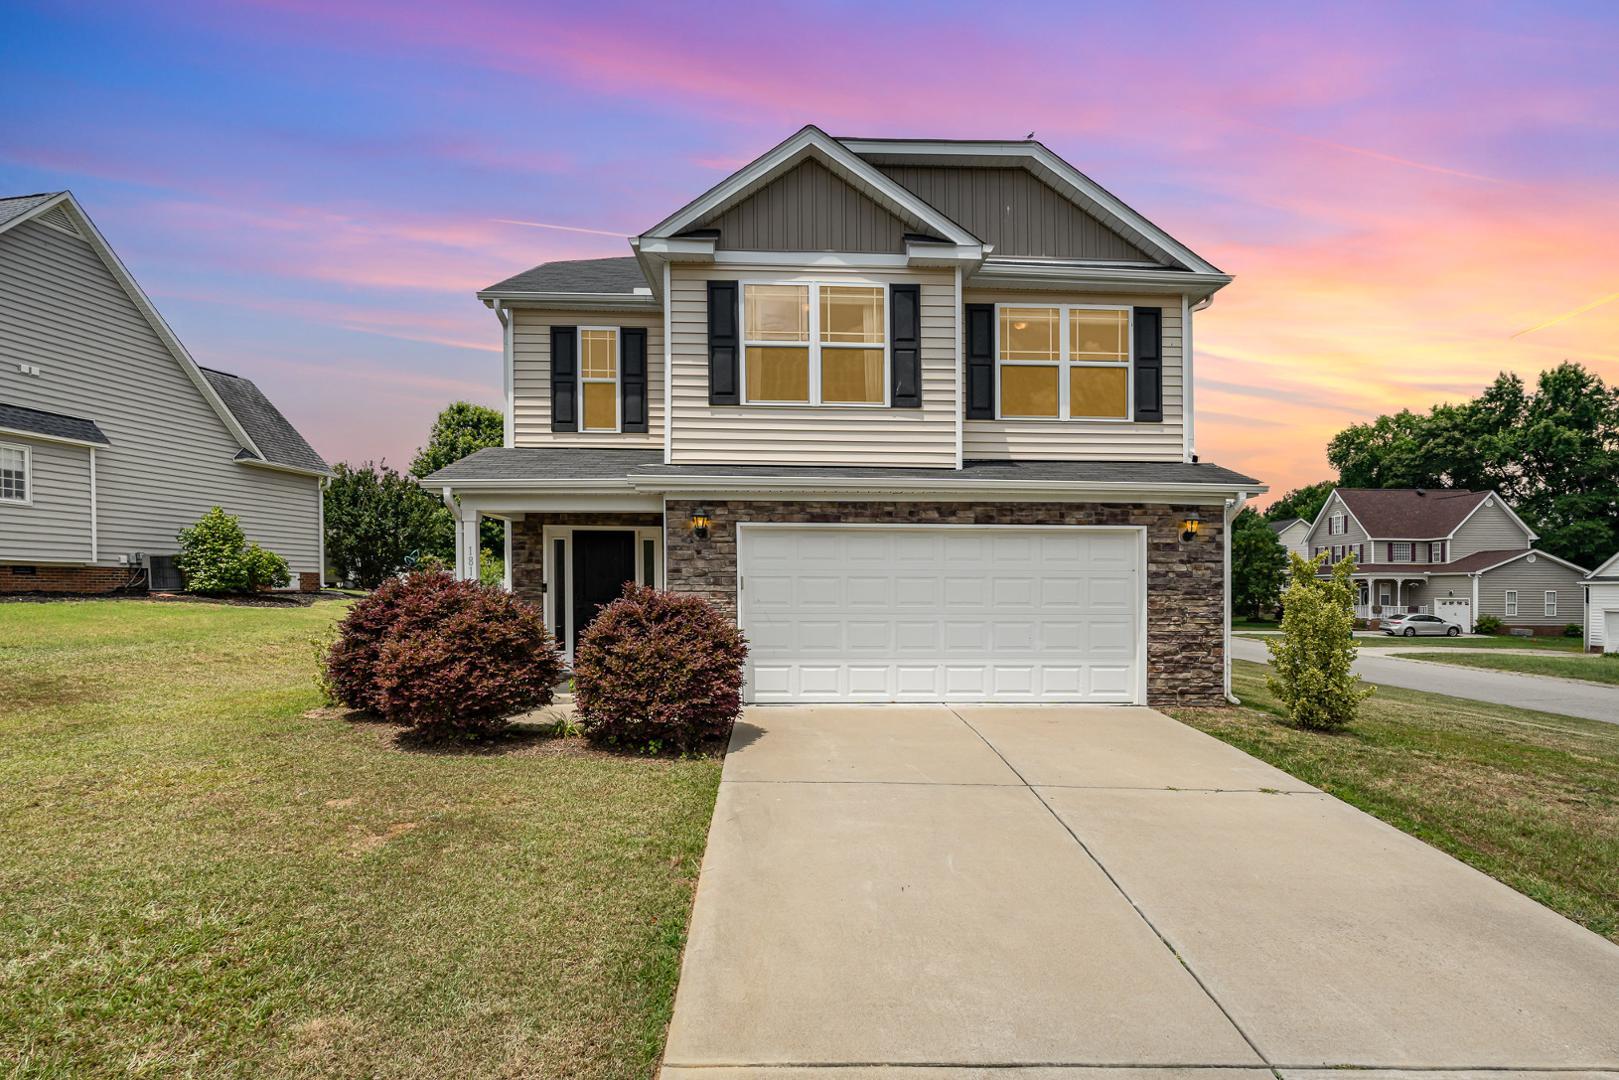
[482,256,649,296]
[199,368,328,474]
[0,401,110,445]
[1346,549,1546,575]
[1336,488,1492,539]
[425,447,664,483]
[0,192,60,230]
[1268,518,1303,533]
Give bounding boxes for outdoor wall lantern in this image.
[689,508,712,541]
[1180,514,1201,543]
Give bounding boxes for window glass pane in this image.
[821,347,884,404]
[1069,366,1129,419]
[642,539,655,586]
[580,329,617,378]
[745,346,810,402]
[1000,307,1059,361]
[0,448,23,501]
[821,285,884,344]
[1000,365,1059,417]
[745,284,809,342]
[581,381,617,430]
[1071,309,1129,361]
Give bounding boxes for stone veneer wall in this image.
[508,513,665,608]
[662,499,1228,708]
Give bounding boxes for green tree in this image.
[324,461,453,589]
[1264,480,1337,525]
[1327,363,1619,568]
[1232,508,1288,618]
[410,401,504,554]
[1265,552,1372,730]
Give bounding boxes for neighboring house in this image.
[1269,517,1309,561]
[1303,487,1586,633]
[0,191,329,594]
[1584,551,1619,653]
[427,126,1263,707]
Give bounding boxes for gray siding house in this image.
[0,191,328,593]
[1304,487,1586,633]
[427,126,1264,707]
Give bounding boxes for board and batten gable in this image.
[0,215,321,572]
[1450,497,1533,557]
[961,288,1184,463]
[667,263,958,467]
[510,307,663,449]
[698,158,910,254]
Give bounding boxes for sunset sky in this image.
[4,1,1616,503]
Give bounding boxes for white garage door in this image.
[738,525,1144,704]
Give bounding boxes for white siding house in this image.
[1585,551,1619,654]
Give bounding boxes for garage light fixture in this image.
[689,508,712,541]
[1180,514,1200,542]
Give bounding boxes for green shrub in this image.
[1474,614,1503,635]
[479,551,504,589]
[1265,552,1372,730]
[1565,623,1584,638]
[175,507,290,594]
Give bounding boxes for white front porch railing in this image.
[1355,603,1431,620]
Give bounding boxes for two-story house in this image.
[427,127,1263,706]
[1269,517,1310,561]
[0,191,329,594]
[1305,487,1587,633]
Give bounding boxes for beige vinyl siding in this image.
[510,308,663,449]
[1305,491,1369,557]
[1586,581,1619,650]
[0,218,321,573]
[879,165,1155,262]
[701,159,908,254]
[1450,498,1533,557]
[668,264,957,467]
[961,289,1183,462]
[0,438,92,562]
[1479,555,1585,627]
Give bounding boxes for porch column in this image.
[1395,580,1403,609]
[465,511,483,580]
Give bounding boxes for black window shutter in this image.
[1132,306,1163,422]
[550,325,578,432]
[707,280,739,405]
[889,284,921,408]
[964,303,995,419]
[620,327,648,433]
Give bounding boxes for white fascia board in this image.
[237,456,331,479]
[1472,547,1589,576]
[435,477,637,491]
[628,475,1264,503]
[642,126,978,247]
[1304,489,1370,545]
[477,291,662,313]
[971,260,1230,298]
[1444,490,1539,543]
[0,425,106,449]
[632,235,717,259]
[1587,550,1619,579]
[0,191,72,239]
[455,491,663,515]
[840,139,1224,276]
[27,194,270,463]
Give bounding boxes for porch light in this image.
[689,508,712,541]
[1180,514,1201,542]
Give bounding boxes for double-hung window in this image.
[1544,591,1557,617]
[1330,512,1343,535]
[742,282,886,406]
[998,304,1130,420]
[1429,541,1444,563]
[578,328,620,432]
[1505,590,1518,617]
[0,444,28,504]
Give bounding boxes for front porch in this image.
[1350,575,1431,625]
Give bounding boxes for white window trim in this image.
[994,302,1134,423]
[1391,541,1413,563]
[1429,541,1444,563]
[740,280,890,408]
[1330,511,1343,536]
[0,441,30,506]
[577,326,621,433]
[1505,590,1518,617]
[1544,591,1557,617]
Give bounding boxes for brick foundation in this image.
[1,563,143,595]
[298,572,321,593]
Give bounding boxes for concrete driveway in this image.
[1230,636,1619,724]
[661,705,1619,1078]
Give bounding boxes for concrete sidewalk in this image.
[1231,635,1619,724]
[660,705,1619,1078]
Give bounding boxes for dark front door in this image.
[571,531,636,649]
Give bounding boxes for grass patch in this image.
[1231,617,1281,631]
[1391,649,1619,686]
[0,600,721,1078]
[1172,660,1619,944]
[1238,631,1588,651]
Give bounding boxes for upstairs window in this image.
[1429,541,1444,563]
[742,282,886,406]
[0,444,27,504]
[1390,542,1413,562]
[998,304,1130,421]
[578,328,619,432]
[1329,511,1343,535]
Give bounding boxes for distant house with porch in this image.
[1303,488,1586,634]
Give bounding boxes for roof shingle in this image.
[1336,488,1492,539]
[0,192,60,230]
[0,401,110,445]
[199,368,328,474]
[482,256,649,296]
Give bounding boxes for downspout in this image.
[1224,489,1250,704]
[317,475,328,588]
[88,446,98,563]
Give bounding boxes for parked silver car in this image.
[1382,613,1461,637]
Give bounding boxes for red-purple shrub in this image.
[324,571,564,737]
[572,584,747,752]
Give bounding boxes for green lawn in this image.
[1239,630,1588,652]
[1231,617,1281,631]
[0,600,721,1079]
[1391,649,1619,685]
[1173,661,1619,944]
